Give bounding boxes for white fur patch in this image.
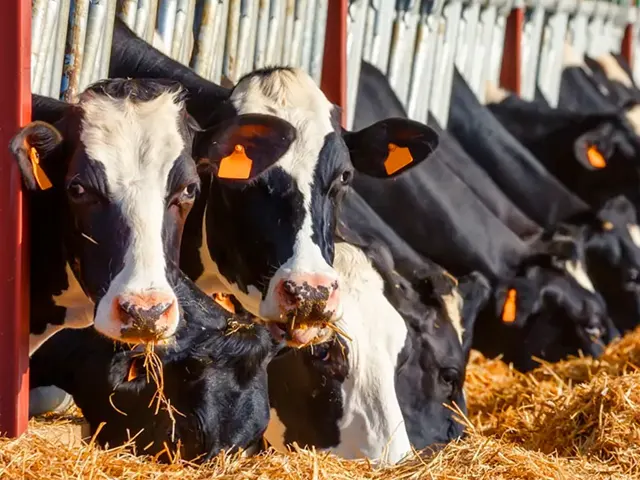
[565,260,596,293]
[328,243,410,463]
[30,263,94,356]
[229,69,341,321]
[441,289,464,344]
[484,81,510,105]
[624,104,640,136]
[563,42,586,68]
[596,53,634,88]
[80,91,185,339]
[627,224,640,248]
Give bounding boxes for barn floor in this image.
[2,329,639,479]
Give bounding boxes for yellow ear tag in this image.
[218,144,253,180]
[502,289,517,324]
[213,293,236,314]
[602,221,614,231]
[28,146,53,190]
[384,143,413,175]
[587,145,606,169]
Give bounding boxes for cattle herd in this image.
[16,18,640,465]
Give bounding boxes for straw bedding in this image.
[2,328,640,479]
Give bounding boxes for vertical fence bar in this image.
[321,0,347,125]
[500,5,523,95]
[0,0,31,438]
[61,0,90,101]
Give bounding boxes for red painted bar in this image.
[621,23,634,70]
[500,7,524,95]
[321,0,348,126]
[0,0,31,437]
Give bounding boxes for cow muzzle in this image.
[114,291,179,344]
[271,273,341,347]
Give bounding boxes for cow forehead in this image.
[230,68,337,181]
[79,92,186,191]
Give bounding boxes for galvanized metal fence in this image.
[31,0,329,101]
[345,0,640,129]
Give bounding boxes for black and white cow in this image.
[30,270,275,462]
[110,20,439,347]
[265,238,484,459]
[353,62,615,370]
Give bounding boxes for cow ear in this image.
[572,123,616,170]
[494,279,539,327]
[194,114,296,181]
[8,121,64,191]
[343,118,439,178]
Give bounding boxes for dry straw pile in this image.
[2,328,640,479]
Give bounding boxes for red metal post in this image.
[321,0,348,126]
[621,23,634,70]
[500,7,524,95]
[0,0,31,437]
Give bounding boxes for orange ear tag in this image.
[218,144,253,179]
[384,143,414,175]
[127,361,139,382]
[602,221,614,231]
[586,145,606,169]
[502,289,517,324]
[27,146,53,190]
[214,293,236,314]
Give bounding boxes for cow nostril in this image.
[118,299,173,324]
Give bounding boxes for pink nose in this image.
[114,291,177,341]
[276,273,340,316]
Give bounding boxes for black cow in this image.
[449,70,640,333]
[487,74,640,211]
[30,270,275,462]
[109,19,439,348]
[353,61,615,370]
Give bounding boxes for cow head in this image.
[579,196,640,333]
[490,262,614,371]
[266,242,411,463]
[31,271,275,461]
[194,67,439,347]
[10,79,201,344]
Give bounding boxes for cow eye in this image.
[440,368,459,387]
[67,181,86,200]
[181,183,199,200]
[339,170,353,185]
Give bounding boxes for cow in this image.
[448,70,640,333]
[486,56,640,211]
[352,61,615,370]
[29,270,276,462]
[265,239,485,459]
[18,82,293,354]
[109,19,440,347]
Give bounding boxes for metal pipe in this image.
[145,0,160,42]
[61,0,90,101]
[157,0,178,56]
[119,0,138,29]
[224,0,241,80]
[191,0,217,76]
[80,0,107,91]
[254,0,271,68]
[31,0,49,90]
[265,0,282,64]
[34,0,61,94]
[244,0,260,72]
[40,2,61,96]
[99,0,117,80]
[346,0,367,128]
[310,0,328,83]
[134,0,151,37]
[236,0,254,74]
[301,0,316,70]
[171,0,190,61]
[211,0,230,82]
[49,0,71,98]
[282,0,296,64]
[290,0,308,66]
